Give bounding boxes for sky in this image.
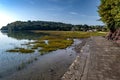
[0,0,103,28]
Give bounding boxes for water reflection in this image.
[0,31,80,80]
[0,31,49,78]
[1,31,49,40]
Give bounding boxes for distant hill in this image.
[1,20,105,31]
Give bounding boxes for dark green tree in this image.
[1,20,105,31]
[98,0,120,38]
[98,0,120,32]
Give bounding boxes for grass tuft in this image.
[7,48,34,53]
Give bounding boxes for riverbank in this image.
[62,36,120,80]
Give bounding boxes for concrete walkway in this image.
[62,36,120,80]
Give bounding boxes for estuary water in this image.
[0,31,82,80]
[0,31,41,78]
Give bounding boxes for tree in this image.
[98,0,120,40]
[1,20,105,31]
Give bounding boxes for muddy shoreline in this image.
[2,39,86,80]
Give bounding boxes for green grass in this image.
[38,39,73,54]
[7,31,107,54]
[31,38,73,54]
[7,48,34,53]
[33,31,107,38]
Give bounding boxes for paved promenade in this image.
[62,36,120,80]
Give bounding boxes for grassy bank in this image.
[33,31,107,38]
[7,31,107,54]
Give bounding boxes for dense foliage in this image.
[1,21,105,31]
[98,0,120,32]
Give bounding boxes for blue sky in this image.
[0,0,103,28]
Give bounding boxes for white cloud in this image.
[79,14,99,18]
[69,11,99,18]
[47,7,63,11]
[69,12,78,15]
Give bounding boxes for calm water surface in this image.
[0,31,82,80]
[0,31,42,77]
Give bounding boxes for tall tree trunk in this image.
[106,28,120,44]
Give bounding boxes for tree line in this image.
[1,20,106,31]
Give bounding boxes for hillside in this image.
[1,21,105,31]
